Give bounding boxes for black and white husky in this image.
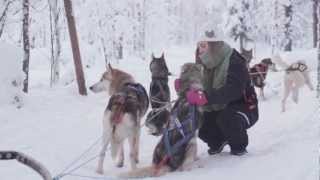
[90,65,149,174]
[145,53,171,136]
[119,63,204,178]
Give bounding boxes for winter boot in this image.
[208,141,228,155]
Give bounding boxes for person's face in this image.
[198,41,209,56]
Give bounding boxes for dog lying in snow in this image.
[90,64,149,173]
[119,63,204,178]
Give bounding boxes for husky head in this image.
[241,48,253,64]
[178,63,204,96]
[150,53,171,78]
[89,64,114,93]
[261,58,277,72]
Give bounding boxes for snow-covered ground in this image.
[0,45,318,180]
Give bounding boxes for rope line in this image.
[54,136,102,179]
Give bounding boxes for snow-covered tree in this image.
[226,0,256,52]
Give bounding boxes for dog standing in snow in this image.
[272,55,314,112]
[145,53,172,136]
[249,58,277,100]
[90,64,149,173]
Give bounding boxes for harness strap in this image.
[163,105,197,157]
[286,62,308,73]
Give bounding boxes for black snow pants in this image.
[199,103,258,151]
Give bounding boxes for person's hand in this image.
[186,89,208,106]
[174,78,181,92]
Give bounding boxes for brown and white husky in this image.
[90,64,149,174]
[119,63,204,178]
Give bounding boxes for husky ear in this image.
[160,52,165,59]
[107,63,114,72]
[151,53,155,59]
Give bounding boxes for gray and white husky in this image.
[90,64,149,174]
[119,63,204,178]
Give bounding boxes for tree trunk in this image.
[317,1,320,98]
[63,0,87,95]
[49,0,61,86]
[0,0,14,38]
[317,41,320,98]
[22,0,30,93]
[313,0,319,48]
[239,33,245,53]
[283,3,293,51]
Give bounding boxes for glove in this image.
[186,89,208,106]
[174,78,181,92]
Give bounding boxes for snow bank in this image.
[0,42,23,107]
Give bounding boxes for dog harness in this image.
[286,62,307,73]
[163,105,198,157]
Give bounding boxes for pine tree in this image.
[227,0,254,52]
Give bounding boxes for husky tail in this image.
[118,165,170,178]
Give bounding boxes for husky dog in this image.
[241,48,253,64]
[272,56,314,112]
[249,58,277,99]
[149,53,171,108]
[90,64,149,174]
[119,63,204,178]
[145,53,171,136]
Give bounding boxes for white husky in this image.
[272,55,314,112]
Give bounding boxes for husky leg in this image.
[180,137,198,171]
[128,134,138,170]
[304,72,314,91]
[291,86,299,104]
[282,79,292,112]
[96,130,110,174]
[134,128,140,163]
[116,142,124,168]
[260,88,266,100]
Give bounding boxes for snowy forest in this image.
[0,0,319,180]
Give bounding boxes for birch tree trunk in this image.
[22,0,30,93]
[63,0,87,95]
[0,0,14,38]
[49,0,61,86]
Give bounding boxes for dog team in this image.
[89,31,313,178]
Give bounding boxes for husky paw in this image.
[116,162,124,168]
[96,168,104,175]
